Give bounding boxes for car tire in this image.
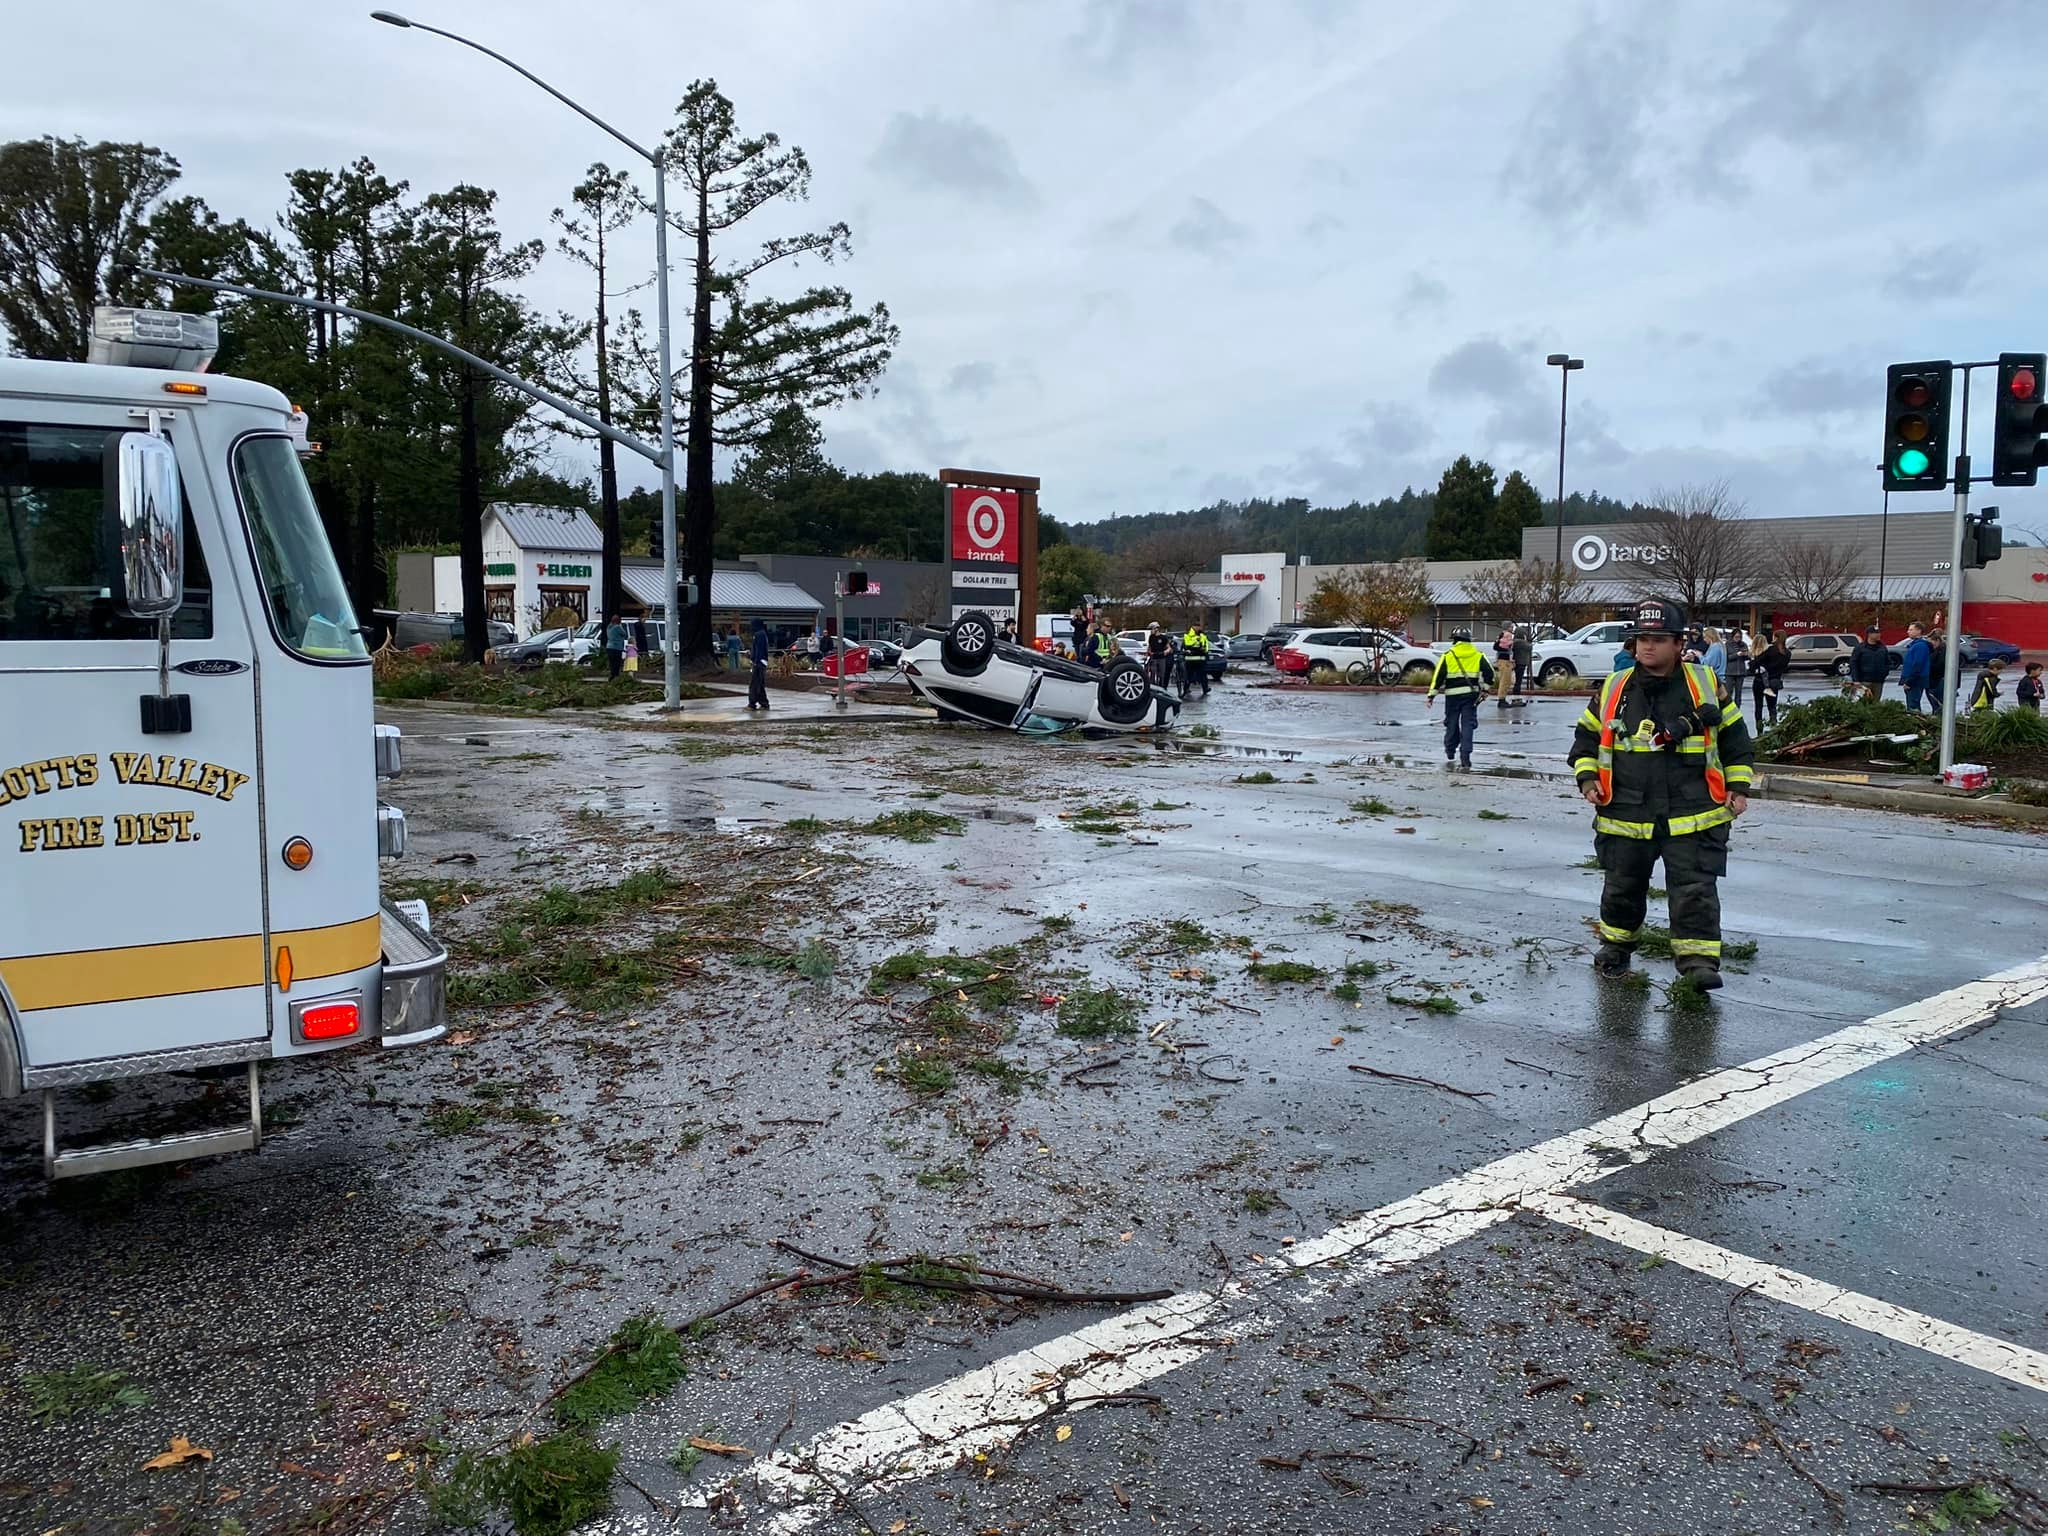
[942,610,996,676]
[1098,657,1151,725]
[1830,657,1850,678]
[1401,661,1434,685]
[1308,660,1336,682]
[1539,659,1576,685]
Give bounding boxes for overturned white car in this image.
[901,611,1180,734]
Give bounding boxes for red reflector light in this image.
[300,1001,360,1040]
[2013,368,2038,402]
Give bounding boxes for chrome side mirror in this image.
[104,431,184,619]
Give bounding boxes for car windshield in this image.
[234,434,365,660]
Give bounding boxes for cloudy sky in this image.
[11,0,2048,532]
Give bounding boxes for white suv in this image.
[1530,620,1633,685]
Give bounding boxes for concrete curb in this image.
[1756,771,2048,825]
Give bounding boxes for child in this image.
[2019,661,2044,713]
[1968,657,2006,712]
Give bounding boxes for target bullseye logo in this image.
[949,486,1020,565]
[966,493,1006,551]
[1571,534,1609,573]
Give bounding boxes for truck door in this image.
[0,407,270,1070]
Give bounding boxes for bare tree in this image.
[1118,529,1226,624]
[1628,481,1758,614]
[899,566,948,627]
[1462,559,1597,635]
[1770,535,1866,633]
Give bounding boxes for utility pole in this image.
[1545,353,1584,630]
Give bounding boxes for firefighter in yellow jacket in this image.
[1569,599,1755,990]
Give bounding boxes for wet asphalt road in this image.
[2,673,2044,1536]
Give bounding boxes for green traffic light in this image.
[1895,447,1931,478]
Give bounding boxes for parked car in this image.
[1529,620,1635,685]
[1779,632,1865,676]
[380,609,516,652]
[1884,632,2021,671]
[1273,627,1436,683]
[495,626,569,670]
[1259,625,1308,663]
[1217,632,1263,660]
[548,617,607,664]
[900,610,1179,734]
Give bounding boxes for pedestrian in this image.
[999,616,1018,645]
[1146,622,1172,689]
[1513,624,1534,695]
[2018,661,2044,712]
[1724,631,1751,703]
[1612,634,1637,674]
[1182,622,1211,697]
[1701,627,1727,689]
[1969,657,2006,712]
[1924,629,1953,711]
[1492,626,1516,709]
[1849,626,1891,701]
[603,612,626,680]
[748,616,770,710]
[1426,626,1494,771]
[1898,622,1932,712]
[1571,598,1755,991]
[1754,633,1788,730]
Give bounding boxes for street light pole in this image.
[1545,353,1585,631]
[370,10,681,710]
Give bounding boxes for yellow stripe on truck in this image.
[0,915,379,1012]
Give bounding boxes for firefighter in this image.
[1570,599,1755,990]
[1425,628,1494,771]
[1182,624,1211,697]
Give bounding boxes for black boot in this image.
[1593,943,1633,977]
[1676,958,1723,991]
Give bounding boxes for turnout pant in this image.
[1595,819,1729,964]
[1442,694,1479,764]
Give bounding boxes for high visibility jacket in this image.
[1428,642,1494,699]
[1569,664,1755,838]
[1183,628,1209,657]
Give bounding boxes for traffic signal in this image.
[1991,353,2048,487]
[1964,506,2004,569]
[1883,361,1953,491]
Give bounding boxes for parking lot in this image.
[4,680,2046,1536]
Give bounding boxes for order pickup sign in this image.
[950,487,1020,565]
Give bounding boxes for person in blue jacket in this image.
[1898,622,1933,712]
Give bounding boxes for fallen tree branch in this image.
[771,1240,1171,1306]
[1747,1402,1845,1522]
[1347,1064,1494,1101]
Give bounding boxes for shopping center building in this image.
[1221,508,2048,646]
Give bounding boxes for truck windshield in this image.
[233,434,365,660]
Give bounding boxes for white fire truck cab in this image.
[0,307,447,1178]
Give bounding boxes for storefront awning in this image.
[620,565,821,619]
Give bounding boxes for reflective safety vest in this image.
[1590,663,1728,808]
[1431,643,1488,698]
[1183,628,1208,656]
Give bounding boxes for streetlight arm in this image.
[129,265,665,465]
[371,12,657,164]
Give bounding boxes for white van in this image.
[0,308,447,1177]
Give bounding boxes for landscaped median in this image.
[1751,695,2048,826]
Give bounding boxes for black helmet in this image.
[1628,599,1686,638]
[1450,626,1473,642]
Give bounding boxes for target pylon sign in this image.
[940,468,1039,633]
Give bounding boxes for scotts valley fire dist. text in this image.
[0,753,251,807]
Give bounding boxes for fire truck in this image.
[0,307,446,1177]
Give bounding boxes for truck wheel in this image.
[1098,657,1151,725]
[1539,659,1576,685]
[942,610,995,676]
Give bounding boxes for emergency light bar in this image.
[88,306,219,372]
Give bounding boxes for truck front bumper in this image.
[379,898,447,1048]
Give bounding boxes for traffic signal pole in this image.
[1938,450,1969,776]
